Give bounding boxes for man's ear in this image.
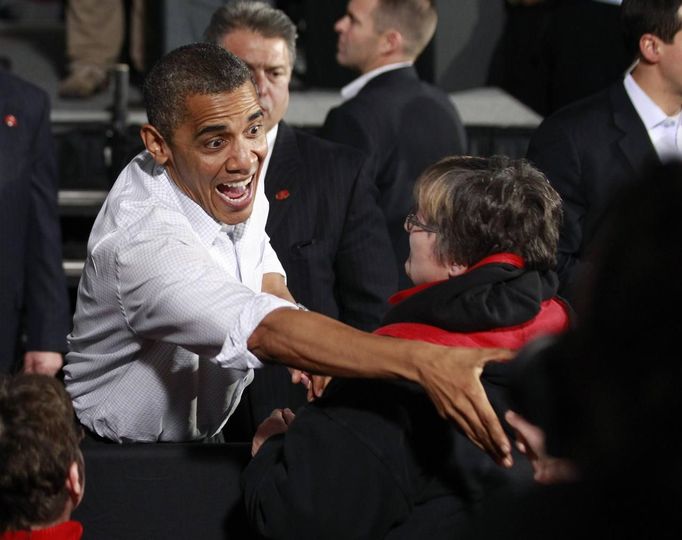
[381,29,404,57]
[66,458,84,510]
[639,33,662,64]
[140,124,171,166]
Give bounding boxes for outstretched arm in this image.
[248,308,514,466]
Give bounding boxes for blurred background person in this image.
[0,69,70,376]
[58,0,145,98]
[464,160,682,539]
[320,0,466,289]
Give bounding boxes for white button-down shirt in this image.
[624,73,682,161]
[64,151,294,442]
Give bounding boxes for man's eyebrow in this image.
[195,111,263,138]
[196,124,227,138]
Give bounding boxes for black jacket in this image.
[242,260,569,540]
[0,70,69,372]
[321,67,466,288]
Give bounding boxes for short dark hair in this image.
[414,155,562,270]
[622,0,682,57]
[374,0,437,58]
[204,1,297,66]
[143,42,253,141]
[0,375,82,532]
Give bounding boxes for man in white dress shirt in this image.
[64,43,514,468]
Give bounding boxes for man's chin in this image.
[218,204,254,225]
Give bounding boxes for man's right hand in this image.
[418,347,515,467]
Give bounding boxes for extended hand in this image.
[289,369,332,401]
[307,375,331,401]
[505,410,577,483]
[23,351,63,376]
[420,347,515,467]
[251,408,296,457]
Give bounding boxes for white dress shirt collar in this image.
[624,73,675,130]
[261,123,279,182]
[164,161,253,248]
[624,73,682,160]
[341,61,413,101]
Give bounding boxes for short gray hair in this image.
[204,1,297,66]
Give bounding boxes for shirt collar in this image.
[341,61,413,101]
[163,167,249,247]
[259,123,279,189]
[624,73,679,130]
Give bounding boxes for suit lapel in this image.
[265,122,303,234]
[610,83,660,175]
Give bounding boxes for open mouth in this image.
[215,176,254,209]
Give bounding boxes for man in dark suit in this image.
[526,0,681,300]
[204,1,397,427]
[0,70,70,375]
[319,0,466,288]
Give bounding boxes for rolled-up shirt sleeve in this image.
[115,220,295,368]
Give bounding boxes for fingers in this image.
[290,369,312,389]
[22,352,63,376]
[288,368,301,384]
[422,348,513,467]
[504,410,545,457]
[252,409,290,457]
[282,408,296,424]
[312,375,330,398]
[307,375,332,402]
[428,377,512,468]
[467,385,513,467]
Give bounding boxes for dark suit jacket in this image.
[320,66,467,288]
[229,123,398,436]
[526,82,659,298]
[0,71,70,372]
[265,122,396,330]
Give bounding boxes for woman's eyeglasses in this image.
[404,213,438,234]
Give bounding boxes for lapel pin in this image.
[275,189,290,201]
[4,114,17,127]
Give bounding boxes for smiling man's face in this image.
[157,83,267,225]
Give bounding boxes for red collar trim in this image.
[388,253,525,305]
[467,253,524,272]
[388,280,446,305]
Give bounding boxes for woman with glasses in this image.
[241,155,571,540]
